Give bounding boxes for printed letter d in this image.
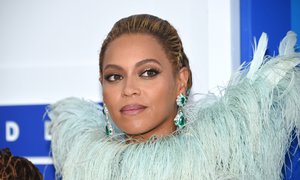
[6,121,20,142]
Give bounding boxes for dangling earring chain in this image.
[103,104,113,136]
[174,93,187,129]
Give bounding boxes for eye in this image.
[140,69,160,78]
[104,74,123,82]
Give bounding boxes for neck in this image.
[126,119,177,143]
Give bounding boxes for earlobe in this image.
[177,67,189,95]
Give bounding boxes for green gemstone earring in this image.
[176,93,187,107]
[103,104,113,136]
[174,93,187,129]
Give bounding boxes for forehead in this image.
[103,34,170,66]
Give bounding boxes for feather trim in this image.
[49,32,300,179]
[279,31,297,56]
[246,32,268,80]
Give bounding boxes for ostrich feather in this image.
[258,31,299,87]
[279,31,297,56]
[246,32,268,80]
[49,32,300,180]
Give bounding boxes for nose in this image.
[122,78,141,97]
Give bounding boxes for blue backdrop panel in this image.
[240,0,291,63]
[0,104,54,179]
[36,165,55,180]
[292,0,300,46]
[0,105,49,156]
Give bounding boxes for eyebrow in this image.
[103,58,162,71]
[135,58,162,67]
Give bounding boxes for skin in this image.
[101,34,189,141]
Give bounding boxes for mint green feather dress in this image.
[49,31,300,180]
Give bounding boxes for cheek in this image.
[145,77,178,109]
[102,84,120,111]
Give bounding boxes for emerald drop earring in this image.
[103,104,113,136]
[174,93,187,129]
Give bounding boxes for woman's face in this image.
[101,34,187,140]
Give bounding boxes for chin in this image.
[123,129,147,136]
[121,125,152,136]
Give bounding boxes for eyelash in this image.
[139,68,160,78]
[104,74,123,82]
[104,68,160,82]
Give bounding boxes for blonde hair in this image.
[99,14,192,91]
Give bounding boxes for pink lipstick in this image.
[120,104,147,115]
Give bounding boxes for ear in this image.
[176,67,189,95]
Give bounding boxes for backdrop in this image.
[1,0,298,179]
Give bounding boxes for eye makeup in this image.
[139,68,161,78]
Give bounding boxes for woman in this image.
[49,14,300,179]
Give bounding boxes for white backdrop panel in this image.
[0,0,239,105]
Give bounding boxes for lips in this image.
[120,104,147,115]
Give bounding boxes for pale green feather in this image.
[49,32,300,179]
